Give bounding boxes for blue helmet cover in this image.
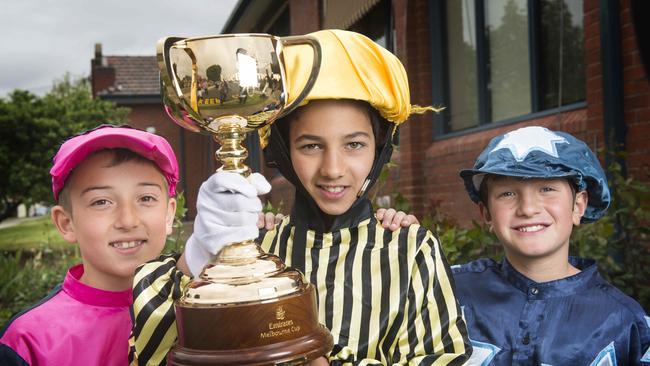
[459,126,610,222]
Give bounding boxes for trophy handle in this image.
[158,37,208,133]
[277,36,322,119]
[157,37,186,106]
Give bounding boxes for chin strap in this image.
[357,124,398,198]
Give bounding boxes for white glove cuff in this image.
[184,235,213,278]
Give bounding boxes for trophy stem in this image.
[208,119,259,266]
[214,121,251,177]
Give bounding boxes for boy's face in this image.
[480,177,587,264]
[289,100,376,216]
[51,151,176,291]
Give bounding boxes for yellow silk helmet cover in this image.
[281,29,435,125]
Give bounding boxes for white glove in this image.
[184,171,271,277]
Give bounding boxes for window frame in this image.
[429,0,586,139]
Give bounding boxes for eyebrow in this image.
[80,182,163,196]
[139,182,164,191]
[293,131,371,143]
[81,186,112,196]
[344,131,372,139]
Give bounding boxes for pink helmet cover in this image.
[50,125,179,201]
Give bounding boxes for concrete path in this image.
[0,216,44,229]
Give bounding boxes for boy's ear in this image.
[51,205,77,243]
[478,201,492,225]
[165,198,177,236]
[572,190,588,226]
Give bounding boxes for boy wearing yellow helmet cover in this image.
[130,29,470,365]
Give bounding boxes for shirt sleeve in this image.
[634,314,650,365]
[385,229,470,365]
[129,253,191,366]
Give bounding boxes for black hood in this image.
[265,113,398,232]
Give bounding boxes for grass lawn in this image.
[0,216,70,252]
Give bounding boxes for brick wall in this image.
[289,0,320,34]
[387,0,434,215]
[620,0,650,181]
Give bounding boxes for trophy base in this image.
[168,326,332,366]
[168,284,332,366]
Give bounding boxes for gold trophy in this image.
[157,34,332,365]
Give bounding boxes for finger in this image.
[207,171,258,197]
[402,214,420,226]
[274,213,285,224]
[376,208,386,220]
[257,212,265,229]
[381,208,396,228]
[199,192,263,212]
[196,209,260,228]
[248,173,272,195]
[197,225,260,253]
[264,212,276,230]
[391,211,406,229]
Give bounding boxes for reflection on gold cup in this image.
[157,34,332,365]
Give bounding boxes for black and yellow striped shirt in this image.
[129,202,470,365]
[260,209,470,365]
[130,254,190,366]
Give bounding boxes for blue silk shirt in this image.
[452,257,650,365]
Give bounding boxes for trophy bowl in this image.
[157,34,332,365]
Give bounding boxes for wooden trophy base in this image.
[168,284,332,365]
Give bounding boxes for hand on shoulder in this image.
[376,208,419,230]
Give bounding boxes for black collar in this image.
[290,193,374,232]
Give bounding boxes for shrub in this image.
[0,248,79,327]
[570,157,650,308]
[164,191,189,254]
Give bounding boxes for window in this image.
[433,0,585,134]
[349,0,394,51]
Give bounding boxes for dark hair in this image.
[58,148,166,214]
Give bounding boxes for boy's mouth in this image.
[110,240,146,249]
[316,184,349,200]
[515,224,547,233]
[319,185,346,194]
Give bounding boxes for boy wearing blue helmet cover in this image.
[455,125,650,365]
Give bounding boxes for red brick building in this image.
[223,0,650,226]
[90,44,215,218]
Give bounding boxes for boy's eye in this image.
[497,191,515,198]
[541,186,556,193]
[140,195,158,203]
[299,143,321,151]
[346,141,366,150]
[91,199,111,206]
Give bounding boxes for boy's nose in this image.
[319,150,345,179]
[115,204,141,229]
[516,192,542,217]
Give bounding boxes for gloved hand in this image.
[184,171,271,277]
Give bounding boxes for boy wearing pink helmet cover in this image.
[0,125,179,365]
